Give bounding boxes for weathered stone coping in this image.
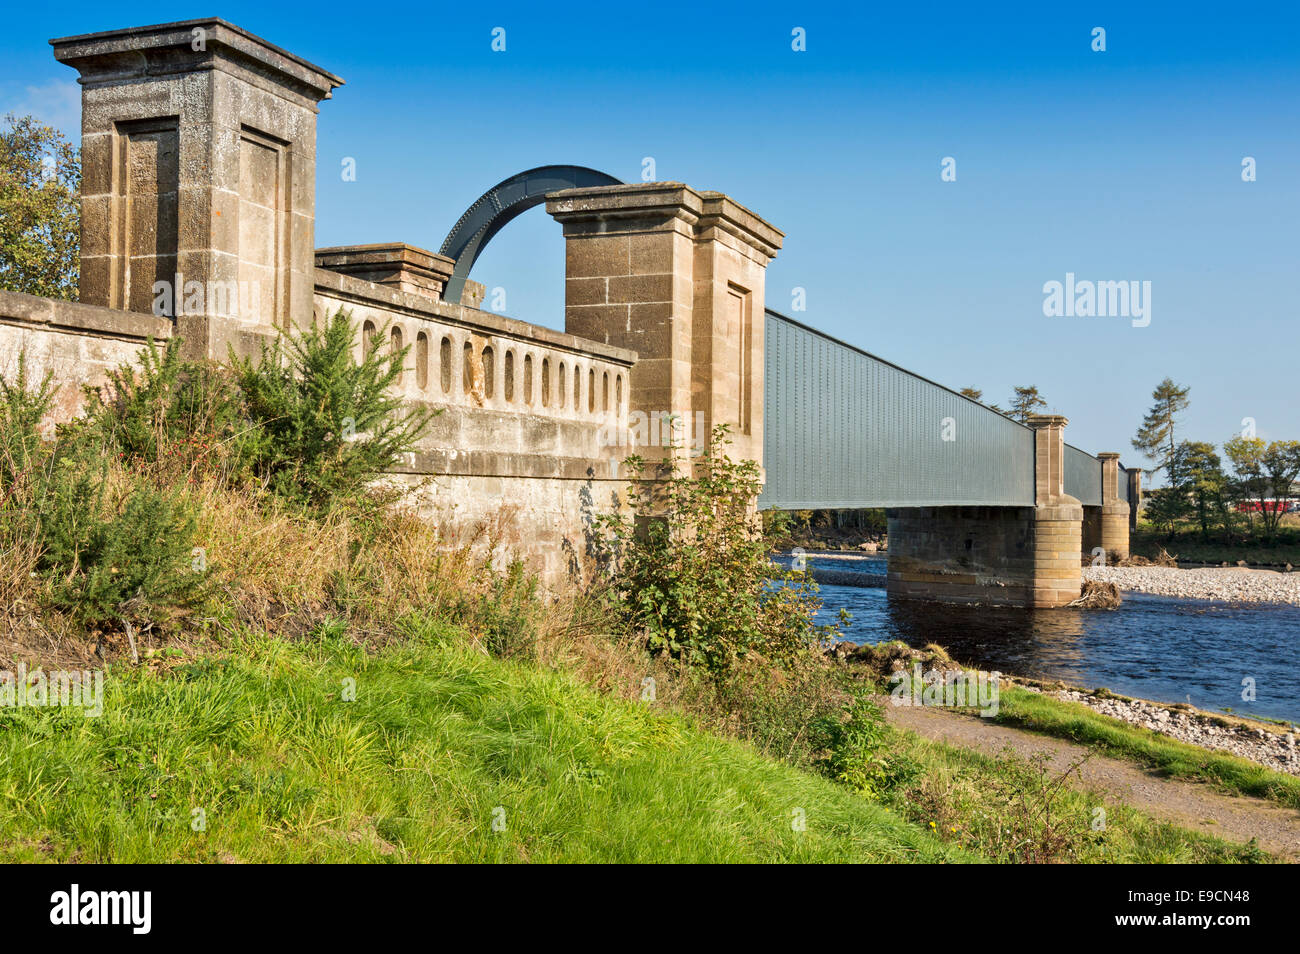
[0,288,172,344]
[51,18,344,104]
[395,448,622,481]
[546,181,785,263]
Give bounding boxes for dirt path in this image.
[884,702,1300,861]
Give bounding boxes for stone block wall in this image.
[547,183,782,470]
[314,263,635,585]
[1081,506,1103,562]
[0,289,172,421]
[0,267,634,589]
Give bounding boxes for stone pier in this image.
[52,19,343,359]
[1081,452,1131,563]
[1126,466,1142,532]
[887,414,1085,608]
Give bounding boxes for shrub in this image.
[599,425,829,674]
[233,309,436,509]
[464,559,543,659]
[82,336,263,482]
[701,652,847,767]
[0,355,209,629]
[37,458,210,627]
[813,694,921,800]
[0,351,53,490]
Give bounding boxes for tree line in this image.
[1129,378,1300,540]
[960,377,1300,542]
[958,384,1047,422]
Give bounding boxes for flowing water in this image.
[778,553,1300,725]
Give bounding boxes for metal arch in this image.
[438,165,624,304]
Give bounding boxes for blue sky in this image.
[3,1,1297,471]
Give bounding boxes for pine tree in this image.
[1008,385,1046,423]
[1131,377,1190,482]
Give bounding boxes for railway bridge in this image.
[37,17,1138,607]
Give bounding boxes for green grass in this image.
[990,686,1300,810]
[1130,528,1300,566]
[878,725,1273,863]
[0,625,1277,863]
[0,623,972,863]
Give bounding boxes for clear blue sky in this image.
[3,1,1297,470]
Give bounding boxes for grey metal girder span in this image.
[1064,444,1103,506]
[760,310,1135,510]
[760,310,1037,510]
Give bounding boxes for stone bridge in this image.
[0,17,1139,607]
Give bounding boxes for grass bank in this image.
[0,623,971,864]
[879,728,1271,863]
[1130,527,1300,567]
[0,621,1272,863]
[989,686,1300,810]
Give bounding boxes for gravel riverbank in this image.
[1037,686,1300,777]
[1083,565,1300,605]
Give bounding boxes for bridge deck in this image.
[760,310,1126,510]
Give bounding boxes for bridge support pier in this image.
[886,414,1084,608]
[1126,466,1142,532]
[1081,452,1130,564]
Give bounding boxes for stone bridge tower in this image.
[547,184,782,472]
[52,18,343,359]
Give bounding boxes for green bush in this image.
[0,357,209,628]
[0,352,53,490]
[599,424,829,674]
[79,309,434,512]
[701,654,847,767]
[82,336,262,481]
[813,694,921,801]
[233,309,436,509]
[465,559,543,659]
[37,458,209,626]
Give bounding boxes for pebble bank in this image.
[1083,565,1300,605]
[1031,686,1300,777]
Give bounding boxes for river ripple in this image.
[778,553,1300,725]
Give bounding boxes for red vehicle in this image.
[1234,499,1296,514]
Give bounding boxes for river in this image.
[779,553,1300,725]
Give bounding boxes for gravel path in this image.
[1084,564,1300,604]
[885,702,1300,860]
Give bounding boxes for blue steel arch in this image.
[438,165,624,304]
